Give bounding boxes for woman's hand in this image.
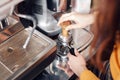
[67,49,87,77]
[57,12,94,30]
[58,64,74,77]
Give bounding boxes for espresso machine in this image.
[0,0,94,80]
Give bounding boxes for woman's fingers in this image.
[57,12,76,25]
[57,16,73,26]
[74,49,80,56]
[58,62,74,77]
[67,52,73,58]
[60,12,76,18]
[67,53,77,65]
[65,24,86,30]
[67,49,80,57]
[58,12,94,30]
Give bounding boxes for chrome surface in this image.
[36,10,61,36]
[58,32,72,46]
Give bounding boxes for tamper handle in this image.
[60,21,71,37]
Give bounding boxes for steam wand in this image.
[14,11,37,49]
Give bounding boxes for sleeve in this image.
[80,69,100,80]
[116,74,120,80]
[110,42,120,80]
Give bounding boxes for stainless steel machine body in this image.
[30,0,61,36]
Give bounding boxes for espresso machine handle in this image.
[69,47,76,56]
[69,73,78,80]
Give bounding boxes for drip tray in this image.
[0,28,56,80]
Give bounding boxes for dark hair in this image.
[90,0,120,70]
